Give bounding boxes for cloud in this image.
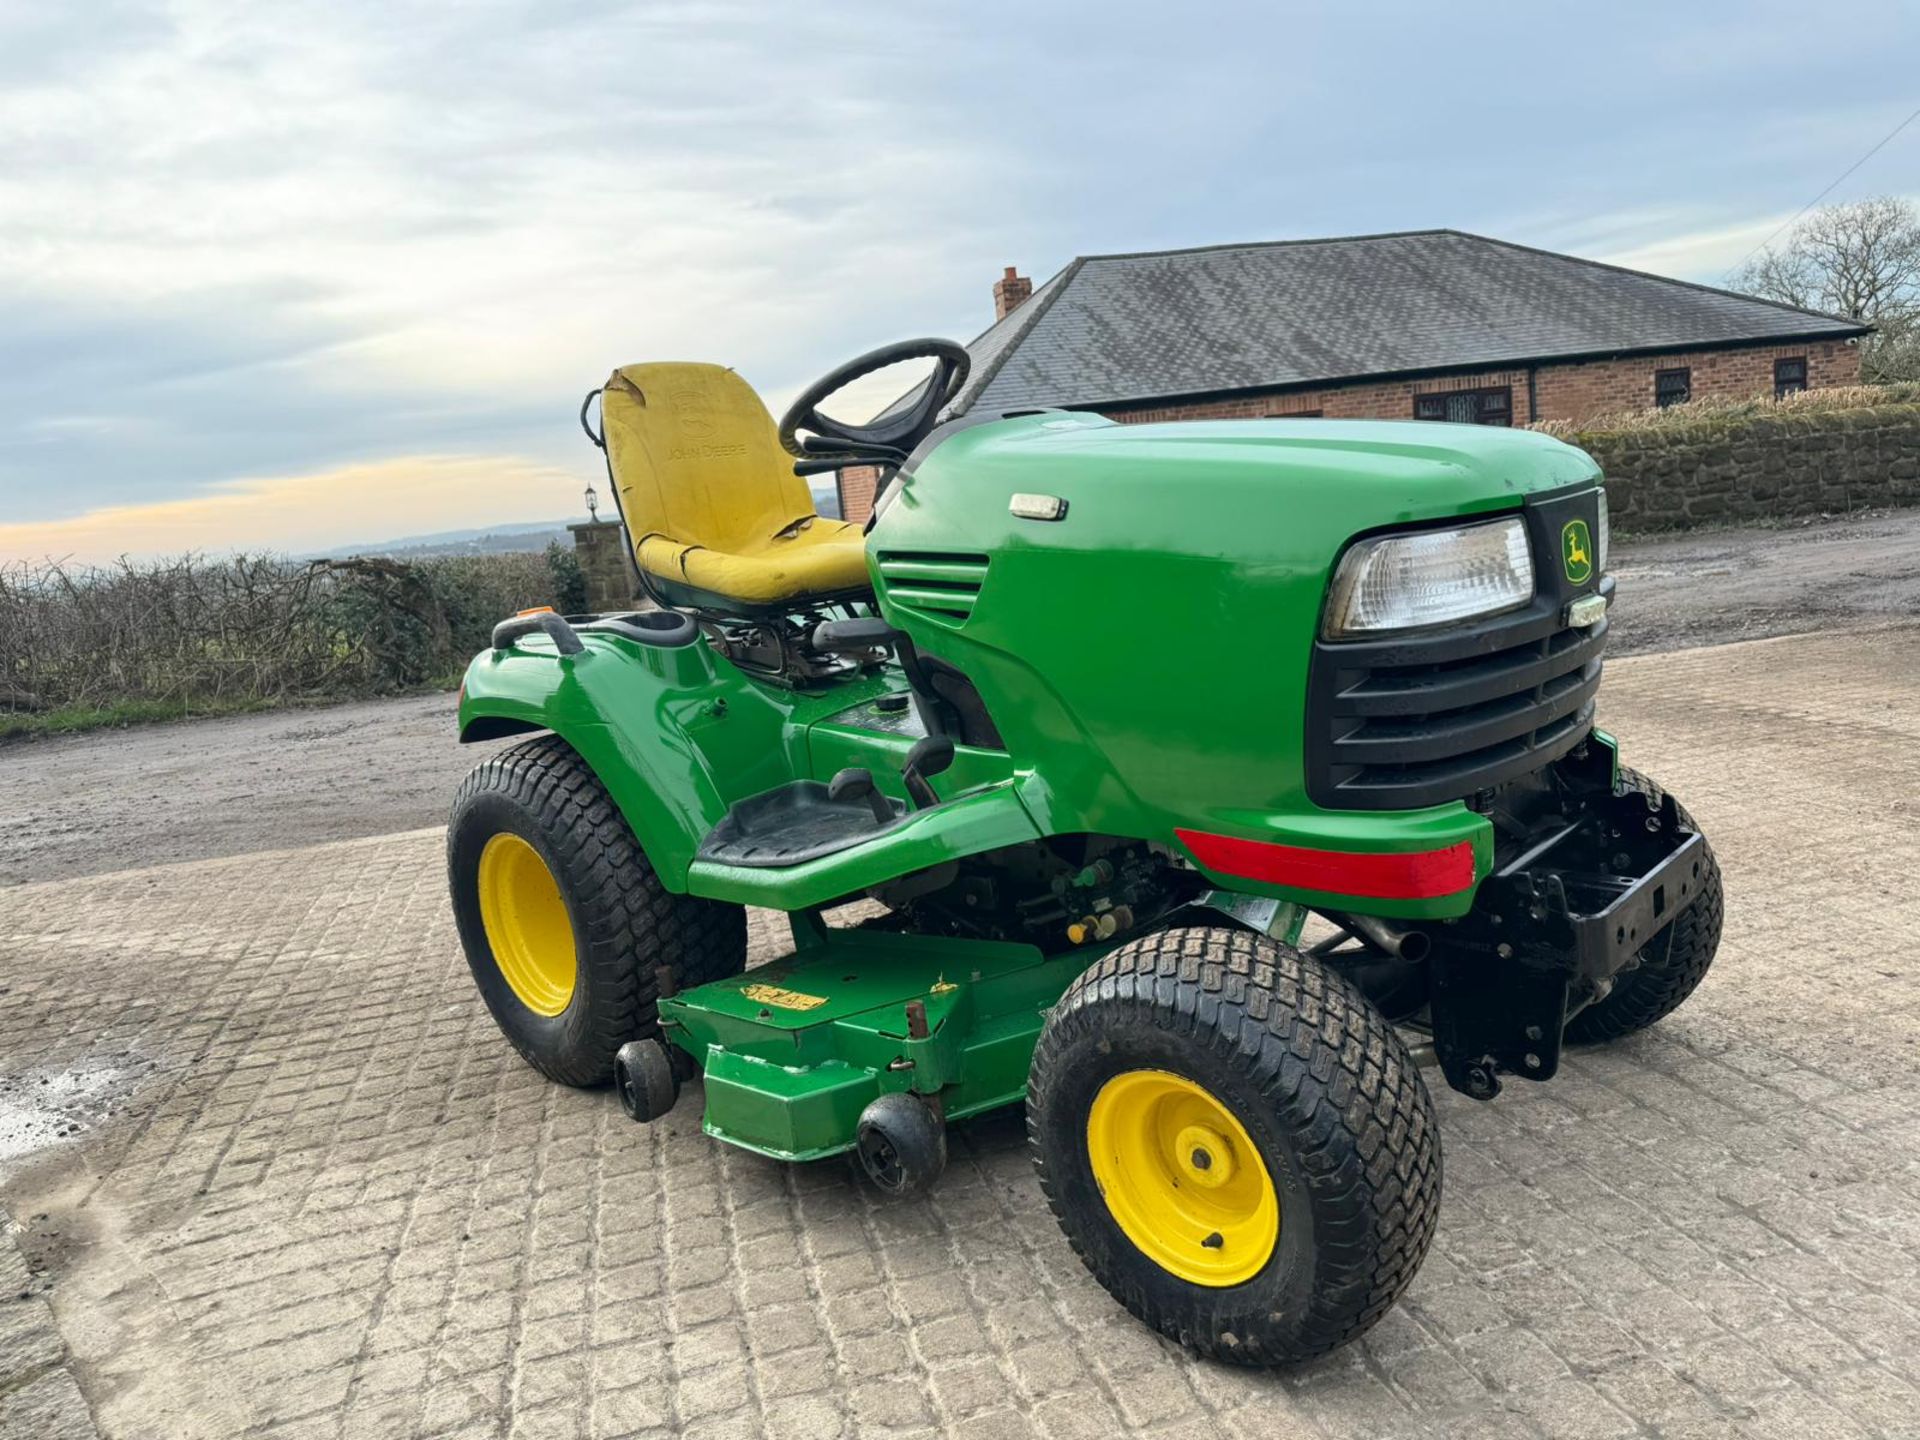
[0,283,552,520]
[1534,189,1920,289]
[5,0,1920,563]
[1596,214,1800,285]
[0,2,1015,536]
[0,453,583,564]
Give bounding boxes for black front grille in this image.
[1305,578,1611,811]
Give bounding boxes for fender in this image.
[457,630,794,892]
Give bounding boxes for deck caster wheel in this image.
[854,1093,947,1195]
[614,1039,678,1123]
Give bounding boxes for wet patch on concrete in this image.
[0,1063,149,1177]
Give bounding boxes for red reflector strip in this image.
[1174,828,1477,900]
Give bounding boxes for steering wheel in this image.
[777,338,971,463]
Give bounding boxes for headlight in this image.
[1324,516,1534,638]
[1594,487,1610,574]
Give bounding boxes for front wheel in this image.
[1027,926,1442,1366]
[1564,767,1724,1045]
[448,735,746,1086]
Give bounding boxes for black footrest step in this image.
[698,779,910,868]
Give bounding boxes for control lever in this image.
[900,735,955,811]
[807,618,956,740]
[827,768,894,825]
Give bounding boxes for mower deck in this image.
[657,914,1099,1161]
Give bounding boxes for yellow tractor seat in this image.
[600,362,871,610]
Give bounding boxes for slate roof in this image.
[952,230,1870,415]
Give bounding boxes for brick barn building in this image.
[836,229,1869,523]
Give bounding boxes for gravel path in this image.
[1606,507,1920,653]
[0,694,467,887]
[3,508,1916,887]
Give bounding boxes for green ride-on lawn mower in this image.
[447,338,1722,1365]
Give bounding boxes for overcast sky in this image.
[2,1,1917,561]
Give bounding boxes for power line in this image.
[1726,101,1920,279]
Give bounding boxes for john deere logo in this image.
[1562,519,1594,584]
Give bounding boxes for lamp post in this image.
[584,481,599,522]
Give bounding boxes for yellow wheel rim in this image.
[1086,1069,1279,1287]
[476,833,577,1017]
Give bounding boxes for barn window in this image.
[1655,368,1692,408]
[1774,357,1808,398]
[1412,387,1511,426]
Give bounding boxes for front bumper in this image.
[1426,746,1705,1098]
[1472,784,1706,985]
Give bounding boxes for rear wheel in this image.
[1564,767,1723,1045]
[448,735,746,1086]
[1028,926,1441,1366]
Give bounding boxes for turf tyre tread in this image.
[1028,925,1442,1366]
[449,734,746,1086]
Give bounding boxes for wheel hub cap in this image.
[1086,1069,1279,1287]
[476,833,577,1016]
[1174,1124,1234,1188]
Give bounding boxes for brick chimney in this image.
[992,265,1032,322]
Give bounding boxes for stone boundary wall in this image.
[1569,402,1920,530]
[568,519,641,611]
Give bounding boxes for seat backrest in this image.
[601,362,818,556]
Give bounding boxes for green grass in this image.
[0,677,470,742]
[0,696,277,740]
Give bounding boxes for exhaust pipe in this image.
[1339,913,1432,963]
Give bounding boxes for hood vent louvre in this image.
[875,551,989,621]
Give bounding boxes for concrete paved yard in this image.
[2,626,1918,1439]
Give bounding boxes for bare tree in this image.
[1732,196,1920,383]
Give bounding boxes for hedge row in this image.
[0,545,588,716]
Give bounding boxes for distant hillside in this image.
[316,520,583,560]
[324,482,842,557]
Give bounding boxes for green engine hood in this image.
[896,411,1600,520]
[864,411,1604,914]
